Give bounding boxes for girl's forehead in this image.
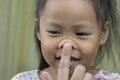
[48,0,91,2]
[45,0,93,11]
[45,0,93,13]
[43,0,95,19]
[40,0,98,29]
[46,0,92,6]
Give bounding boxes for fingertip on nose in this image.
[58,42,72,49]
[63,43,72,48]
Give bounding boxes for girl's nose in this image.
[58,39,77,49]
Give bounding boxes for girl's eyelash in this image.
[47,31,60,34]
[47,31,90,38]
[76,32,90,36]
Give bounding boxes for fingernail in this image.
[85,72,93,79]
[63,43,72,50]
[76,65,86,74]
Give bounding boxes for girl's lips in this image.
[55,56,80,61]
[55,56,80,65]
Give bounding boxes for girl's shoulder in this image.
[94,70,120,80]
[11,70,40,80]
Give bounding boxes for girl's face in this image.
[37,0,108,74]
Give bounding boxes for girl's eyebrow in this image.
[46,19,93,29]
[48,21,64,28]
[46,19,64,29]
[73,23,93,29]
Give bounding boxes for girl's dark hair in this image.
[34,0,120,70]
[35,0,49,70]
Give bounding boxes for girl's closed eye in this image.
[76,32,91,38]
[47,30,60,37]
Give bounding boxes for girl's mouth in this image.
[55,56,80,66]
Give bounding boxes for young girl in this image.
[11,0,120,80]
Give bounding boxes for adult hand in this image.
[41,43,93,80]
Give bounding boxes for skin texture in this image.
[37,0,109,80]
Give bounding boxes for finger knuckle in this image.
[59,62,68,69]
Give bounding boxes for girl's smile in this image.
[55,47,80,65]
[37,0,108,77]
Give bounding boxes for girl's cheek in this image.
[81,43,99,66]
[41,39,59,66]
[41,40,51,50]
[41,40,56,53]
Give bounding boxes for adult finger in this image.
[70,65,86,80]
[41,72,52,80]
[83,72,94,80]
[57,43,72,80]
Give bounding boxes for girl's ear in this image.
[35,18,41,41]
[100,21,109,45]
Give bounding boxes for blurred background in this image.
[0,0,120,80]
[0,0,39,80]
